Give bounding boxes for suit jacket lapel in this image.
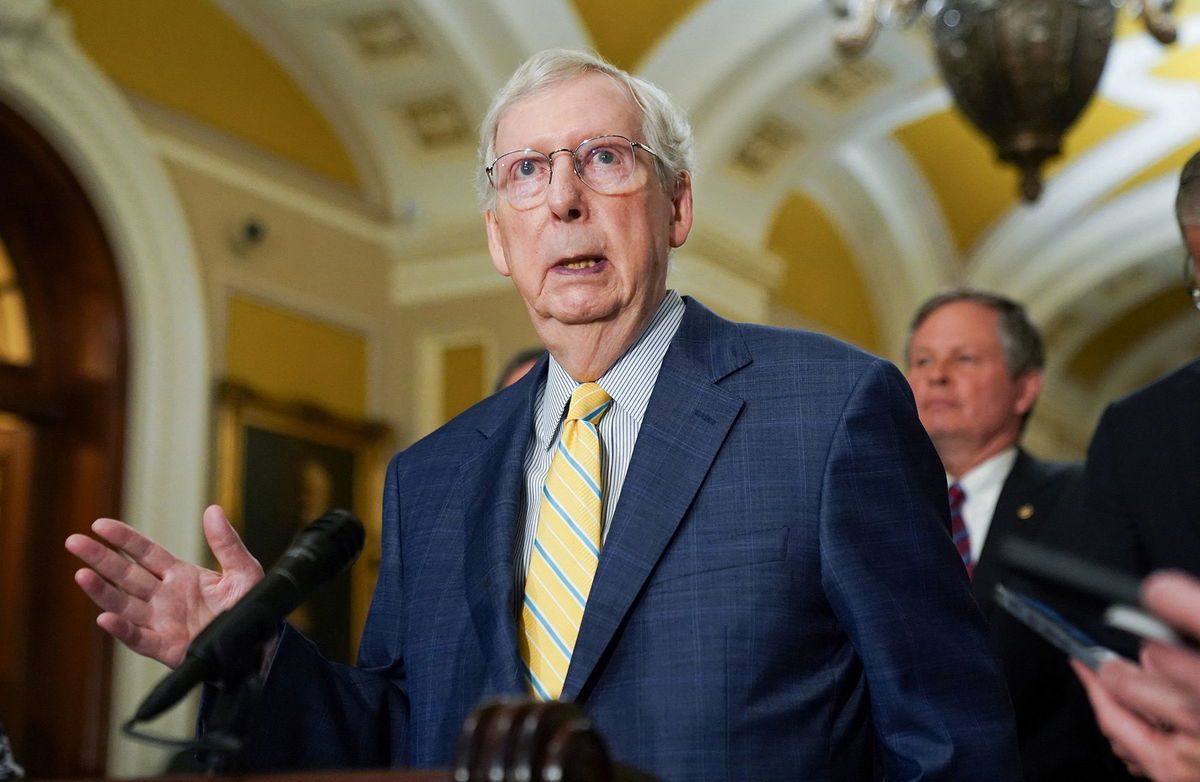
[461,365,544,694]
[973,449,1039,612]
[563,300,748,700]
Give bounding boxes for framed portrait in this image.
[214,381,392,663]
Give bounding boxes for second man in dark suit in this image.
[906,289,1130,780]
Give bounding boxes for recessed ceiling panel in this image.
[804,57,892,113]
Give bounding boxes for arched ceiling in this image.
[47,0,1200,436]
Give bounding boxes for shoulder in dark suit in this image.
[1081,358,1200,577]
[976,450,1133,781]
[238,298,1020,781]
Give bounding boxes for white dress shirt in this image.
[514,290,685,595]
[950,446,1018,561]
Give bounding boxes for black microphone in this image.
[132,509,365,722]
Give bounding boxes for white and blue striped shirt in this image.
[515,290,685,593]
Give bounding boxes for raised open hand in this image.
[65,505,264,668]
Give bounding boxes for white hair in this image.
[475,48,694,212]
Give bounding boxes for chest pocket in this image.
[648,526,790,589]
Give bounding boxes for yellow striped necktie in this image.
[520,382,612,700]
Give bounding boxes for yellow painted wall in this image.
[894,110,1015,256]
[226,296,368,419]
[54,0,359,186]
[574,0,702,70]
[768,192,881,353]
[441,344,485,422]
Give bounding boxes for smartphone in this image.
[993,584,1122,669]
[999,538,1187,649]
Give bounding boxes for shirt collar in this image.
[952,446,1018,496]
[534,290,685,450]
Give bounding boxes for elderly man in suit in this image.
[66,49,1020,780]
[905,289,1128,779]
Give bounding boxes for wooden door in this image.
[0,98,128,778]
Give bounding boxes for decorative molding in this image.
[390,249,510,307]
[398,92,473,150]
[0,0,54,65]
[684,224,785,289]
[343,9,423,62]
[1091,313,1200,421]
[805,56,892,112]
[145,114,400,244]
[414,328,497,439]
[730,116,805,178]
[668,251,772,324]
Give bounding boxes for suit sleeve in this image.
[818,359,1021,781]
[233,454,412,771]
[1079,403,1147,575]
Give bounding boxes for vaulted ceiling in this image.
[52,0,1200,445]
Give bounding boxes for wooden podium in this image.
[51,772,448,782]
[47,699,652,782]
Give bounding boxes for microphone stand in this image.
[195,647,266,774]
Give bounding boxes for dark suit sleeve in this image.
[1080,403,1147,575]
[233,454,412,770]
[819,360,1021,781]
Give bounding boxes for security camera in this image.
[230,216,268,254]
[240,217,267,245]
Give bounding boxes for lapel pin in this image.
[1017,504,1035,520]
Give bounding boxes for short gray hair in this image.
[475,48,694,212]
[1177,148,1200,228]
[906,289,1045,378]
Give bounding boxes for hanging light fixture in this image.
[826,0,1178,201]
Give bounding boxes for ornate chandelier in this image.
[827,0,1178,201]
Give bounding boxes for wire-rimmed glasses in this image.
[486,134,662,209]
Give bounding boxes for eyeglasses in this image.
[486,135,662,209]
[1184,250,1200,311]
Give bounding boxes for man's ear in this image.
[485,210,511,277]
[1014,369,1044,417]
[669,171,694,249]
[1184,225,1200,272]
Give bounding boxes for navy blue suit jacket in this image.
[1082,358,1200,577]
[241,298,1020,780]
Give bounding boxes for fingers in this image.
[95,611,178,666]
[95,517,183,577]
[1141,642,1200,734]
[1100,655,1200,737]
[74,567,140,619]
[1074,658,1169,775]
[74,569,180,665]
[65,529,161,601]
[1143,570,1200,640]
[67,516,182,589]
[202,505,262,578]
